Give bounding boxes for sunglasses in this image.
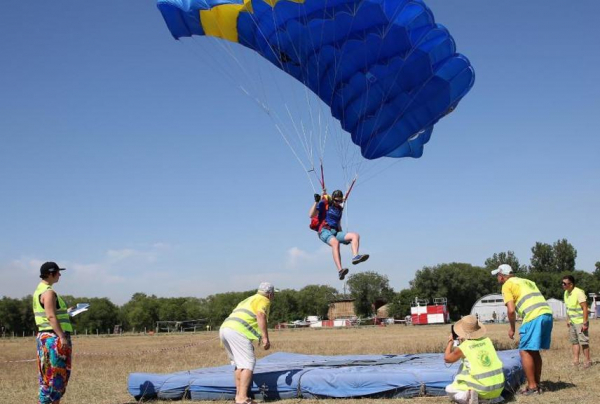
[333,199,343,204]
[561,282,571,286]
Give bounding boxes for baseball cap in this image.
[40,262,66,277]
[257,282,279,294]
[491,264,513,276]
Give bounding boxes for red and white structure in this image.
[410,297,450,325]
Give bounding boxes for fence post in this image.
[96,329,99,336]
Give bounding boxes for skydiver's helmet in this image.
[331,190,344,204]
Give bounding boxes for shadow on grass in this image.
[540,380,577,392]
[501,380,577,402]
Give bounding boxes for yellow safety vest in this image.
[452,337,505,399]
[564,287,585,325]
[221,294,270,340]
[32,282,73,333]
[506,277,552,324]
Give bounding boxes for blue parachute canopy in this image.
[157,0,474,160]
[128,351,523,400]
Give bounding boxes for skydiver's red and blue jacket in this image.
[317,200,343,232]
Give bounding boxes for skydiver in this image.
[309,189,369,280]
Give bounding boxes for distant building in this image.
[328,299,355,319]
[470,294,506,323]
[377,304,389,318]
[546,298,566,319]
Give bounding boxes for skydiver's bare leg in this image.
[344,232,360,256]
[328,238,343,271]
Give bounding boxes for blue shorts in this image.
[519,313,553,351]
[319,228,350,245]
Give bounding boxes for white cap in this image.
[257,282,279,294]
[491,264,513,276]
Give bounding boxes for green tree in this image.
[70,297,120,334]
[484,251,526,272]
[410,263,497,320]
[268,289,299,325]
[524,270,598,301]
[523,272,562,300]
[181,297,209,320]
[529,242,555,273]
[553,239,577,273]
[158,297,188,321]
[296,285,338,319]
[594,261,600,280]
[120,293,160,332]
[0,297,25,334]
[387,288,419,319]
[346,271,394,318]
[205,290,254,328]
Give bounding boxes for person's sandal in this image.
[583,361,592,369]
[519,387,539,396]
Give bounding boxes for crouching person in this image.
[444,315,505,404]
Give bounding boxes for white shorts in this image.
[219,327,256,371]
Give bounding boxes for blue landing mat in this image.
[128,351,524,401]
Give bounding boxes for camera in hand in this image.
[451,324,459,342]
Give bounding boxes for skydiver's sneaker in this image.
[338,268,349,280]
[352,254,369,265]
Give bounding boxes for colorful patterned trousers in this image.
[36,332,72,404]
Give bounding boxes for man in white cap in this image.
[444,315,505,404]
[219,282,276,404]
[492,264,553,395]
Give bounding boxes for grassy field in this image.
[0,322,597,404]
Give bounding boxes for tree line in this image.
[1,239,599,335]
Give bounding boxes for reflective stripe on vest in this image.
[452,337,505,399]
[223,317,261,339]
[220,294,269,341]
[564,287,585,325]
[508,278,552,323]
[32,282,73,333]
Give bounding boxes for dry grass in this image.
[1,322,598,404]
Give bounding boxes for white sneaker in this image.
[468,390,479,404]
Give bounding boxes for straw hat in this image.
[454,315,486,340]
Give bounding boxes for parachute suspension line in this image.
[264,1,335,177]
[266,10,326,173]
[273,123,318,193]
[242,9,323,176]
[271,8,338,190]
[320,162,326,192]
[187,37,318,190]
[196,14,322,193]
[284,104,312,164]
[322,3,365,188]
[344,176,357,202]
[355,158,404,186]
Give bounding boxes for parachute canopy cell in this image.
[157,0,475,160]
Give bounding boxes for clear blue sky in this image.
[1,1,599,304]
